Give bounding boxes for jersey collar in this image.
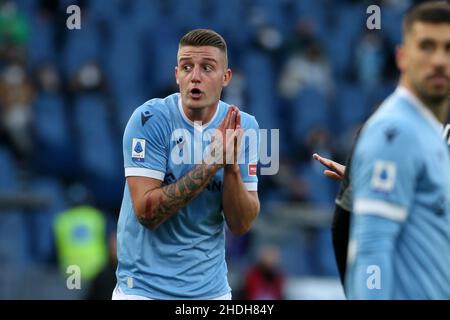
[177,93,220,132]
[396,86,443,135]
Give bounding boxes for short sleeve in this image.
[238,116,259,191]
[351,120,421,222]
[123,106,169,181]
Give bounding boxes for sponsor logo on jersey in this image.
[248,164,257,176]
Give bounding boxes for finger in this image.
[235,127,244,163]
[328,161,345,177]
[324,170,343,181]
[313,153,332,169]
[230,110,236,130]
[220,107,233,130]
[236,110,241,128]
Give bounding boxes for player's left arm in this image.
[222,168,260,236]
[222,111,260,236]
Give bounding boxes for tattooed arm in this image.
[129,106,238,230]
[128,164,221,230]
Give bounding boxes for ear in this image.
[396,44,406,73]
[175,66,179,85]
[222,68,232,87]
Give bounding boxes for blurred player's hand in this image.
[312,153,346,181]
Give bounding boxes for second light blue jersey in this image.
[116,93,259,299]
[346,87,450,299]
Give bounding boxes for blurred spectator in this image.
[70,62,105,93]
[36,62,60,93]
[353,31,389,92]
[252,24,284,53]
[0,63,35,157]
[282,20,317,57]
[244,245,285,300]
[53,204,108,281]
[279,40,333,99]
[0,1,28,45]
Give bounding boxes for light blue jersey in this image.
[346,87,450,299]
[116,93,259,299]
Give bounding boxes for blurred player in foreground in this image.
[112,29,260,300]
[315,1,450,299]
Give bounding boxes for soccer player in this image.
[112,29,260,300]
[316,1,450,299]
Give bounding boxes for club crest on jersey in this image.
[371,160,396,192]
[248,164,257,176]
[132,138,146,162]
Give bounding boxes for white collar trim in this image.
[177,93,220,132]
[396,86,443,134]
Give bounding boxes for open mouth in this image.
[190,88,202,99]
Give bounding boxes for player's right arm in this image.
[124,105,237,230]
[128,164,221,230]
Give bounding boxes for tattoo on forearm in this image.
[138,165,218,229]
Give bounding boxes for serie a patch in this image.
[132,138,146,162]
[371,160,396,192]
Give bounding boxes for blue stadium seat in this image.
[0,148,29,266]
[0,147,18,191]
[332,82,369,134]
[324,4,366,78]
[251,0,287,31]
[241,50,281,131]
[382,6,405,46]
[73,94,123,207]
[87,0,121,22]
[105,22,144,97]
[145,25,180,94]
[61,20,102,76]
[32,92,78,176]
[115,91,147,131]
[15,0,37,14]
[27,177,67,264]
[297,162,335,205]
[207,0,246,37]
[169,0,205,30]
[0,210,29,267]
[291,87,329,143]
[27,14,57,65]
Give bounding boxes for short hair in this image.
[403,1,450,36]
[179,29,228,64]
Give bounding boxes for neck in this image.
[182,102,218,124]
[400,76,449,123]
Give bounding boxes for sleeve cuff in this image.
[124,167,165,181]
[244,182,258,191]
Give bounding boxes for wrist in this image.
[224,163,240,174]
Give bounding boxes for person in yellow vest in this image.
[53,205,108,281]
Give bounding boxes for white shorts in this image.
[111,285,232,300]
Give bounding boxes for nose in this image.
[431,48,449,69]
[190,65,201,83]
